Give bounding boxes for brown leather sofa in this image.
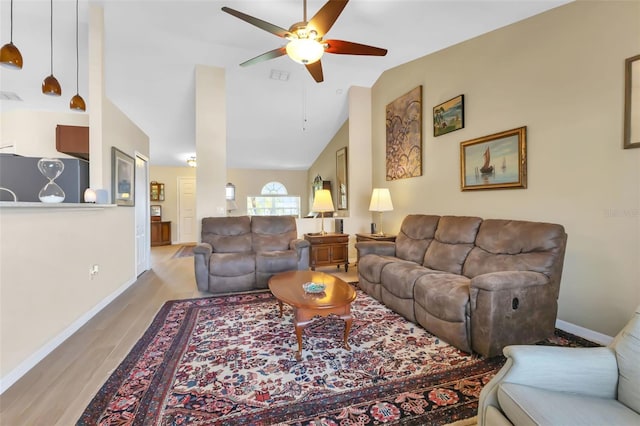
[194,216,310,294]
[356,215,568,357]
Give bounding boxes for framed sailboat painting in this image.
[460,127,527,191]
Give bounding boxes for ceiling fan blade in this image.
[324,39,388,56]
[222,6,291,38]
[240,47,287,67]
[308,0,349,37]
[305,60,324,83]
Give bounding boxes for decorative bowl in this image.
[302,282,326,293]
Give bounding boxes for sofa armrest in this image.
[471,271,548,291]
[469,271,557,357]
[193,243,212,291]
[478,345,617,426]
[291,238,311,270]
[355,241,396,258]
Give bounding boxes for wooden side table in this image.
[151,221,171,246]
[355,233,397,243]
[304,233,349,272]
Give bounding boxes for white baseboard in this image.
[556,319,614,346]
[0,277,137,395]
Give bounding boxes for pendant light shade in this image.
[1,0,23,69]
[42,74,62,96]
[42,0,61,97]
[70,0,85,111]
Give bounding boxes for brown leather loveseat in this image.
[356,215,568,357]
[194,216,310,294]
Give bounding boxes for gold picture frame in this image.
[460,127,527,191]
[336,147,348,210]
[386,86,422,180]
[624,54,640,149]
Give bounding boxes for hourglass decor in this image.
[37,158,65,203]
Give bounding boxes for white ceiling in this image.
[0,0,570,169]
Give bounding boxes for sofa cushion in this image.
[463,219,566,278]
[209,252,255,276]
[612,305,640,413]
[497,383,640,426]
[202,216,252,253]
[255,250,298,273]
[381,262,435,299]
[395,215,440,264]
[359,255,412,285]
[414,273,470,323]
[251,216,297,252]
[424,216,481,275]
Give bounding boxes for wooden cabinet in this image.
[151,221,171,246]
[304,233,349,272]
[150,181,165,201]
[56,124,89,160]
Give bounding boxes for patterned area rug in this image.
[172,244,195,258]
[77,290,597,425]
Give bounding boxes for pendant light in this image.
[69,0,85,110]
[0,0,23,69]
[42,0,61,96]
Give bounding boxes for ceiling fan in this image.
[221,0,387,83]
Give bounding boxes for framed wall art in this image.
[386,86,422,181]
[433,94,464,137]
[336,147,348,210]
[112,147,135,206]
[460,126,527,191]
[624,54,640,149]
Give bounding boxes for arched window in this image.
[261,182,287,195]
[247,181,300,217]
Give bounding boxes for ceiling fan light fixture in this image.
[286,38,324,64]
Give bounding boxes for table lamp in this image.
[369,188,393,235]
[312,189,335,235]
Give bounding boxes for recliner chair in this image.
[194,216,310,294]
[478,304,640,425]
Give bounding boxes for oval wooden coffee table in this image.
[268,270,357,361]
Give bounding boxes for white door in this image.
[135,154,150,276]
[178,177,197,243]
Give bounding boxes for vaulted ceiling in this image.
[0,0,570,168]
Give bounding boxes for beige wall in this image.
[0,110,89,158]
[308,120,349,216]
[148,167,309,239]
[370,0,640,336]
[0,4,149,389]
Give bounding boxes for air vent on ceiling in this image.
[269,69,290,81]
[0,91,23,101]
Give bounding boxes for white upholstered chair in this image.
[478,305,640,425]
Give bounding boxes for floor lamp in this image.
[369,188,393,235]
[312,189,335,235]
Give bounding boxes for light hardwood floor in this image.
[0,245,357,425]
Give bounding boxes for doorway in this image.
[135,154,150,276]
[177,177,197,243]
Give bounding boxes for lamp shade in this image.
[369,188,393,212]
[286,38,324,64]
[0,42,23,69]
[312,189,335,212]
[225,182,236,200]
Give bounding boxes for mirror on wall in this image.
[336,147,348,210]
[624,54,640,149]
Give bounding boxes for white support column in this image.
[195,65,227,237]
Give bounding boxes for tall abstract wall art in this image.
[386,86,422,180]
